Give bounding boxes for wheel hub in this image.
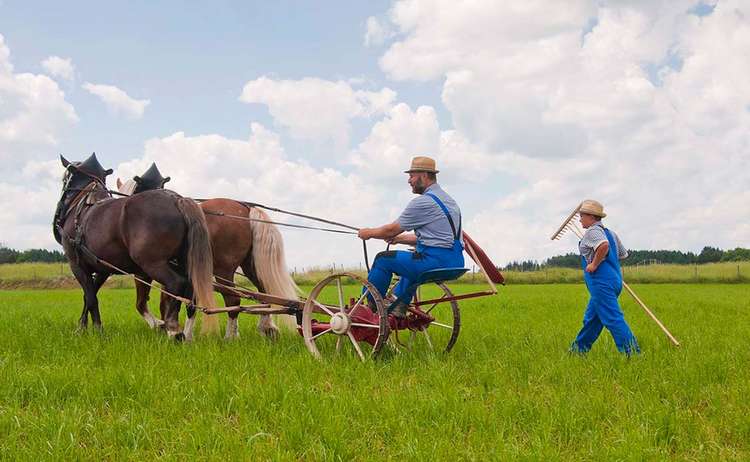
[330,312,351,335]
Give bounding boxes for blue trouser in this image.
[571,229,639,355]
[365,243,464,305]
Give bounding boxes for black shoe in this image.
[389,300,408,318]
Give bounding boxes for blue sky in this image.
[0,0,747,268]
[0,1,445,164]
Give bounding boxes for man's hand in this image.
[358,228,372,240]
[387,232,417,246]
[585,262,598,273]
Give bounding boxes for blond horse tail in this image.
[176,197,219,334]
[249,207,300,331]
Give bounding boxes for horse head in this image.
[117,162,170,195]
[54,153,113,243]
[60,152,113,192]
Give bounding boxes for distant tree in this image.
[721,247,750,262]
[504,260,541,272]
[543,253,580,268]
[0,246,19,264]
[15,248,67,263]
[697,246,724,264]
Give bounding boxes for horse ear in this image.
[104,168,113,176]
[162,176,171,185]
[134,176,143,184]
[116,178,123,189]
[60,154,71,168]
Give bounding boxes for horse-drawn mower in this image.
[56,154,504,360]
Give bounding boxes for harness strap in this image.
[425,193,461,240]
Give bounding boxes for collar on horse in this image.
[54,179,112,251]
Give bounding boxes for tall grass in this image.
[3,261,748,289]
[0,284,748,459]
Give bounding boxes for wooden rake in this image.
[551,203,680,347]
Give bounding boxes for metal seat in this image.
[413,267,469,285]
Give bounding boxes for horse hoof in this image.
[174,332,185,342]
[262,328,280,342]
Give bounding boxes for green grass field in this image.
[1,283,748,460]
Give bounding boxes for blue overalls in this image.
[571,228,640,355]
[366,193,464,306]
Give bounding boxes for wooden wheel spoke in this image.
[348,289,370,316]
[430,321,454,330]
[422,329,434,351]
[424,295,448,314]
[347,332,366,361]
[313,300,336,317]
[312,328,333,340]
[336,278,345,311]
[336,336,343,354]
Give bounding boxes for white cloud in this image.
[239,76,396,148]
[349,102,440,178]
[82,82,150,119]
[369,0,750,263]
[41,56,74,81]
[115,124,385,268]
[364,16,395,47]
[0,35,78,159]
[0,35,78,251]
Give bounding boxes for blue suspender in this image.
[425,193,461,240]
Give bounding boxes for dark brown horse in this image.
[118,169,298,339]
[55,154,216,340]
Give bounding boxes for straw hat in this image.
[404,156,439,173]
[579,199,606,218]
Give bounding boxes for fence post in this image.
[738,264,741,281]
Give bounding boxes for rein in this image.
[107,189,373,272]
[202,210,358,235]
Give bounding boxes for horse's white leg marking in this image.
[184,314,196,342]
[225,316,240,339]
[257,314,279,339]
[141,311,164,329]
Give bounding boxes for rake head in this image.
[550,202,584,240]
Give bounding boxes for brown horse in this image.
[55,154,216,340]
[118,171,298,339]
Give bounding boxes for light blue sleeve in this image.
[612,231,629,260]
[397,196,434,231]
[580,227,607,255]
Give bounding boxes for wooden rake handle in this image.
[622,281,680,347]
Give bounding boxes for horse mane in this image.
[119,179,137,196]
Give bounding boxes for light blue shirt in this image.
[397,183,462,249]
[579,222,628,264]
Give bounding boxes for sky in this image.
[0,0,748,270]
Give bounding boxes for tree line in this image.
[504,246,750,271]
[0,245,67,264]
[2,243,748,269]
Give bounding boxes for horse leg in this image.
[217,269,241,340]
[182,285,197,342]
[159,291,170,323]
[70,263,93,331]
[240,262,279,340]
[140,262,190,340]
[69,263,106,331]
[87,272,110,330]
[135,277,163,329]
